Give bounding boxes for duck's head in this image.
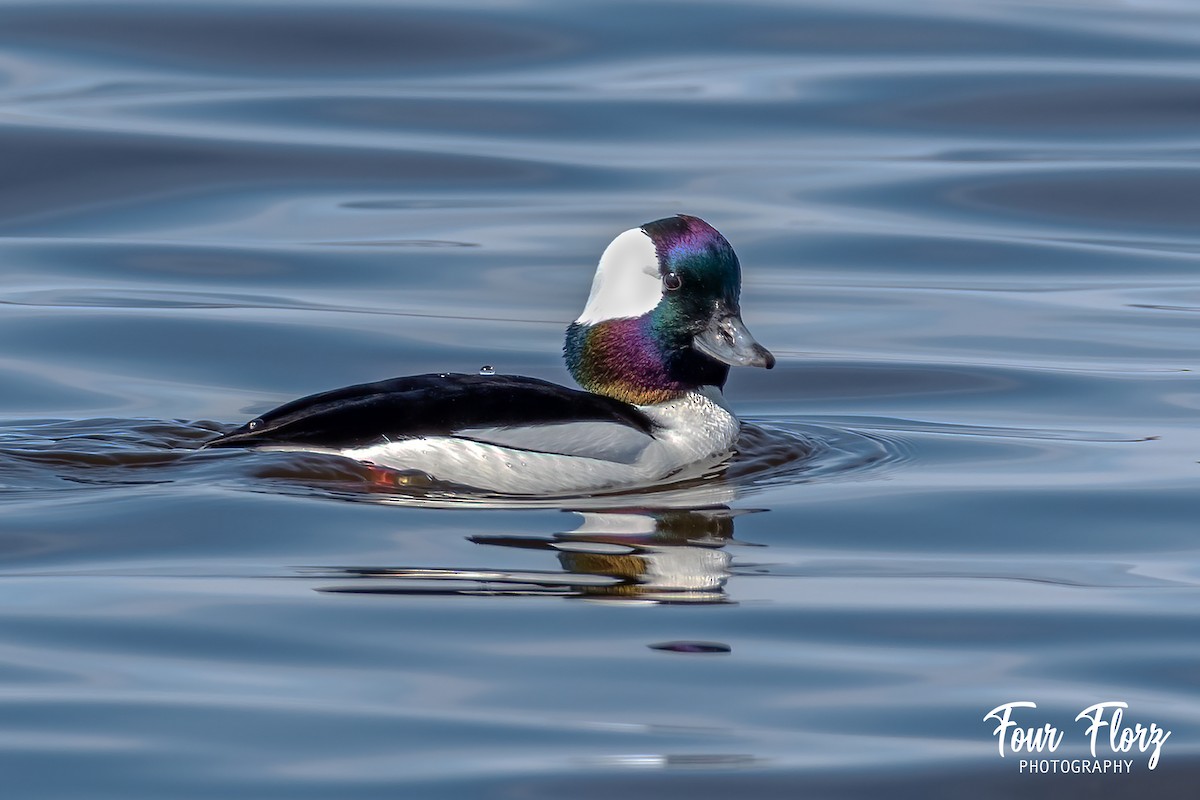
[564,215,774,405]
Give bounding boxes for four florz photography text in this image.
[985,701,1170,773]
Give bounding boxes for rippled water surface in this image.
[1,1,1198,797]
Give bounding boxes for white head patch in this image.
[574,227,663,324]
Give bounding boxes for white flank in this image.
[256,388,742,495]
[574,227,663,324]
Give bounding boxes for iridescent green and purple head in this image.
[564,215,774,406]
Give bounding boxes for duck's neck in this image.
[564,316,728,406]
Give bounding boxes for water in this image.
[1,0,1198,796]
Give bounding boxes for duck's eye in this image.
[663,272,683,291]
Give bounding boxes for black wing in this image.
[203,373,656,452]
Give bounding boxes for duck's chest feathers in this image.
[637,387,741,463]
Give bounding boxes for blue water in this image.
[1,1,1198,796]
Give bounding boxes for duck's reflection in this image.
[313,506,759,604]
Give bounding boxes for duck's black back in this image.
[204,373,656,450]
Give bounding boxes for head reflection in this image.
[314,506,758,605]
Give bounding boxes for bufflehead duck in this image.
[205,214,774,494]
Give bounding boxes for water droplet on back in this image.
[478,365,495,376]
